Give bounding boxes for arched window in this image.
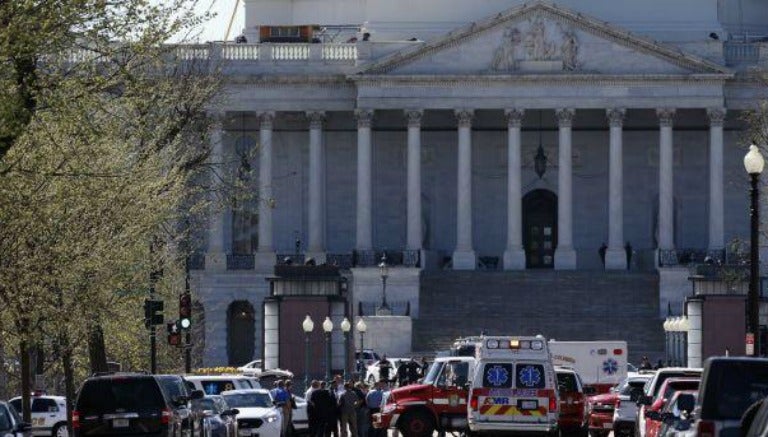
[227,301,255,366]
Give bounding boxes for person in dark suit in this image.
[310,381,336,437]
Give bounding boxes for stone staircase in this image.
[413,270,664,364]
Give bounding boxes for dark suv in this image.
[73,373,203,437]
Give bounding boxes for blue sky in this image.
[194,0,245,42]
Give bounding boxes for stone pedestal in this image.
[554,248,576,270]
[605,249,627,270]
[503,249,526,270]
[452,250,477,270]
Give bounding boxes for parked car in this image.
[185,375,258,395]
[744,396,768,437]
[365,358,408,384]
[291,396,309,434]
[237,360,263,373]
[693,357,768,437]
[652,391,697,437]
[220,389,282,437]
[9,394,68,437]
[0,401,31,437]
[191,395,239,437]
[355,349,381,370]
[588,389,619,437]
[72,372,204,437]
[249,369,293,389]
[636,367,702,437]
[644,378,700,437]
[613,373,655,437]
[556,367,590,437]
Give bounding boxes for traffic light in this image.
[167,321,181,346]
[144,299,164,328]
[178,293,191,330]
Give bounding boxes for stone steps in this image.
[413,271,664,364]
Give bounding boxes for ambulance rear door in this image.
[475,361,555,424]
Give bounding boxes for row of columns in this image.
[207,107,728,270]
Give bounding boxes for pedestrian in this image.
[625,241,633,270]
[310,381,335,437]
[285,380,297,437]
[306,380,319,401]
[599,242,607,266]
[420,356,429,378]
[396,360,408,387]
[377,356,392,385]
[272,380,291,436]
[353,382,369,437]
[654,359,664,370]
[639,356,652,370]
[338,382,360,437]
[365,381,384,437]
[306,381,320,437]
[329,378,341,437]
[406,358,421,385]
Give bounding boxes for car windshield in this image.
[620,379,649,396]
[660,380,699,401]
[557,373,579,392]
[222,392,273,408]
[0,406,12,431]
[423,361,443,385]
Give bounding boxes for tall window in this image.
[232,133,258,254]
[227,301,255,366]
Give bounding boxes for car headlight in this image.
[265,414,279,423]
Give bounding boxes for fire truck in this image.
[374,355,476,437]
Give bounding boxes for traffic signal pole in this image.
[184,257,192,373]
[149,275,157,374]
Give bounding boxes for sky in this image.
[194,0,245,42]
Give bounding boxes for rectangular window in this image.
[515,363,546,389]
[482,363,513,388]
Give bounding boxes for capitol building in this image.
[189,0,768,371]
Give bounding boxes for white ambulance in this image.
[548,340,628,393]
[467,336,560,436]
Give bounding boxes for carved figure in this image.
[561,31,578,70]
[491,27,521,71]
[523,18,555,60]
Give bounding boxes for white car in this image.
[9,395,68,437]
[185,375,257,395]
[365,358,409,384]
[237,360,262,373]
[292,396,308,433]
[220,389,282,437]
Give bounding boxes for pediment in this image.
[359,1,729,77]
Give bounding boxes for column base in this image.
[554,247,577,270]
[503,248,527,270]
[605,248,627,270]
[452,250,476,270]
[304,251,327,265]
[254,251,277,271]
[205,252,227,272]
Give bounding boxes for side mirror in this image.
[645,411,661,421]
[584,386,597,396]
[190,390,205,400]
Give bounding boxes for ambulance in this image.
[468,336,560,436]
[548,340,628,393]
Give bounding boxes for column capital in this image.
[657,108,676,127]
[306,111,326,129]
[355,109,374,128]
[257,111,275,129]
[405,109,424,128]
[707,107,727,127]
[505,108,525,128]
[455,109,474,127]
[606,108,626,127]
[555,108,575,127]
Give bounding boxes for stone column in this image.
[256,111,276,268]
[605,108,627,270]
[205,111,227,271]
[555,108,577,270]
[405,110,423,251]
[355,109,374,251]
[658,108,676,252]
[453,109,476,270]
[504,108,526,270]
[307,111,326,263]
[708,108,726,253]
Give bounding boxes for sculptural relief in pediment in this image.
[491,15,579,73]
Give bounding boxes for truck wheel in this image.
[52,423,69,437]
[398,411,435,437]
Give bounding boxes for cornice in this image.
[349,73,733,87]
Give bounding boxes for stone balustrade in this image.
[174,42,358,63]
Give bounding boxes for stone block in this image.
[361,316,412,357]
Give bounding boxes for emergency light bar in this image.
[485,338,545,350]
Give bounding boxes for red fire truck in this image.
[374,356,476,437]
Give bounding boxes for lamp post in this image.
[745,145,764,356]
[670,317,680,365]
[341,317,351,379]
[322,317,334,380]
[679,316,690,366]
[376,254,391,315]
[302,314,314,389]
[356,317,367,375]
[663,317,672,364]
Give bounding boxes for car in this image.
[743,396,768,437]
[191,395,239,437]
[613,373,654,437]
[291,396,309,434]
[556,367,590,437]
[652,391,696,437]
[0,401,31,437]
[185,375,258,395]
[72,372,204,437]
[588,389,619,437]
[644,378,700,437]
[635,367,702,437]
[247,369,293,388]
[220,389,282,437]
[355,349,381,370]
[237,360,263,373]
[365,358,408,384]
[9,394,68,437]
[693,357,768,437]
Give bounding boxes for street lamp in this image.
[322,316,334,380]
[356,317,367,375]
[301,314,314,389]
[376,254,392,315]
[341,317,351,379]
[745,144,764,356]
[679,316,690,366]
[663,317,672,364]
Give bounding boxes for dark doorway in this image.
[227,301,255,366]
[523,189,558,268]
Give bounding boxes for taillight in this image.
[616,399,621,409]
[697,420,715,437]
[470,395,479,410]
[72,410,80,430]
[161,408,172,425]
[549,394,558,412]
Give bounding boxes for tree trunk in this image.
[20,338,31,422]
[88,324,108,374]
[61,334,75,434]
